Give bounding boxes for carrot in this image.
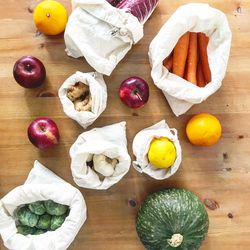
[198,33,211,83]
[197,60,206,87]
[186,32,198,85]
[163,53,173,71]
[173,32,190,78]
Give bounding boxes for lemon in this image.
[186,113,222,146]
[33,0,68,35]
[148,137,176,169]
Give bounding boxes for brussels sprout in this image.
[33,229,46,235]
[17,207,39,227]
[44,200,68,216]
[50,214,67,231]
[17,225,36,236]
[28,201,46,215]
[36,214,51,230]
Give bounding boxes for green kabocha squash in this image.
[136,188,209,250]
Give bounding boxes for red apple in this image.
[13,56,46,88]
[119,76,149,109]
[27,118,60,149]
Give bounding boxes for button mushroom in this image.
[93,154,118,177]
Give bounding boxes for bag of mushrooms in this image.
[70,122,131,190]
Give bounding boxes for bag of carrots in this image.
[149,3,232,116]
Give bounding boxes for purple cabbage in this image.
[106,0,122,7]
[116,0,159,23]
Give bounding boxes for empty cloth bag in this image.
[0,161,87,250]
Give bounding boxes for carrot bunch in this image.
[163,32,211,87]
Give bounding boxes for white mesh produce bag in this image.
[149,3,232,116]
[132,120,182,180]
[0,161,87,250]
[58,71,107,129]
[70,122,131,190]
[64,0,143,76]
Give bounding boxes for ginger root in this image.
[66,82,92,112]
[74,96,92,112]
[93,154,118,177]
[67,82,89,101]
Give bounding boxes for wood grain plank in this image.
[1,0,250,249]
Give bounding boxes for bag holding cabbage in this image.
[64,0,159,76]
[0,161,87,250]
[70,122,131,190]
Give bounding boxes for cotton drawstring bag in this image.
[64,0,158,75]
[58,71,107,129]
[149,3,232,116]
[0,161,87,250]
[70,122,131,190]
[132,120,182,180]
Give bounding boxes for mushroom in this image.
[93,154,118,177]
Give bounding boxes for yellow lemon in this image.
[34,0,68,35]
[148,137,176,169]
[186,113,222,146]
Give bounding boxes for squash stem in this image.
[167,233,183,248]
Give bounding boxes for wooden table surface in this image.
[1,0,250,249]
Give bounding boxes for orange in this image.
[186,113,222,146]
[33,0,68,35]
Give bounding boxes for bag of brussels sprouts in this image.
[0,161,87,250]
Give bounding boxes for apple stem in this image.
[39,125,46,133]
[132,89,143,101]
[46,13,50,18]
[26,64,32,71]
[135,92,142,101]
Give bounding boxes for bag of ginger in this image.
[58,71,107,129]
